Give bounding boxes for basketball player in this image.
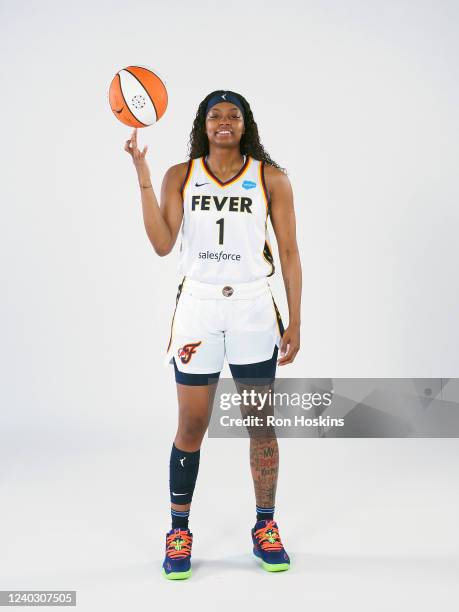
[124,91,302,579]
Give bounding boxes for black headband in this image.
[205,92,245,117]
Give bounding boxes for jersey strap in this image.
[181,159,195,198]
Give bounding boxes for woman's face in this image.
[205,102,244,148]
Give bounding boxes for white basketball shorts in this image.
[164,277,284,375]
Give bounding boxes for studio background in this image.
[1,1,458,610]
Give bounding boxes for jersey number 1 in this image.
[216,218,224,245]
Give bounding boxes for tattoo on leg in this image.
[250,437,279,508]
[233,381,279,508]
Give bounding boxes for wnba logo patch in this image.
[178,341,202,364]
[242,180,257,190]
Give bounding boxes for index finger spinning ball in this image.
[109,65,168,127]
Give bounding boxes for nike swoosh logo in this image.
[172,492,188,496]
[195,182,209,187]
[114,107,124,114]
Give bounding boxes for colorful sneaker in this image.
[162,528,193,580]
[252,519,290,572]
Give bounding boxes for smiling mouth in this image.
[216,130,232,135]
[114,107,124,114]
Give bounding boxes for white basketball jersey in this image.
[177,156,275,284]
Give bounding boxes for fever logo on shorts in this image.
[177,341,202,364]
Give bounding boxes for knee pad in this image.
[169,443,200,505]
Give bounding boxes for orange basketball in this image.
[108,65,168,128]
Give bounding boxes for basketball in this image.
[109,65,168,128]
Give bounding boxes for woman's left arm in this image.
[265,165,302,365]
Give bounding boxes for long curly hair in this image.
[187,90,285,172]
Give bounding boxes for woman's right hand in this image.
[124,128,150,175]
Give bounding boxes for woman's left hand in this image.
[278,324,300,365]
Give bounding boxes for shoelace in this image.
[166,530,193,559]
[254,520,283,551]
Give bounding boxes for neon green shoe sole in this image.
[162,568,192,580]
[258,558,290,572]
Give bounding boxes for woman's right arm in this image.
[125,128,187,256]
